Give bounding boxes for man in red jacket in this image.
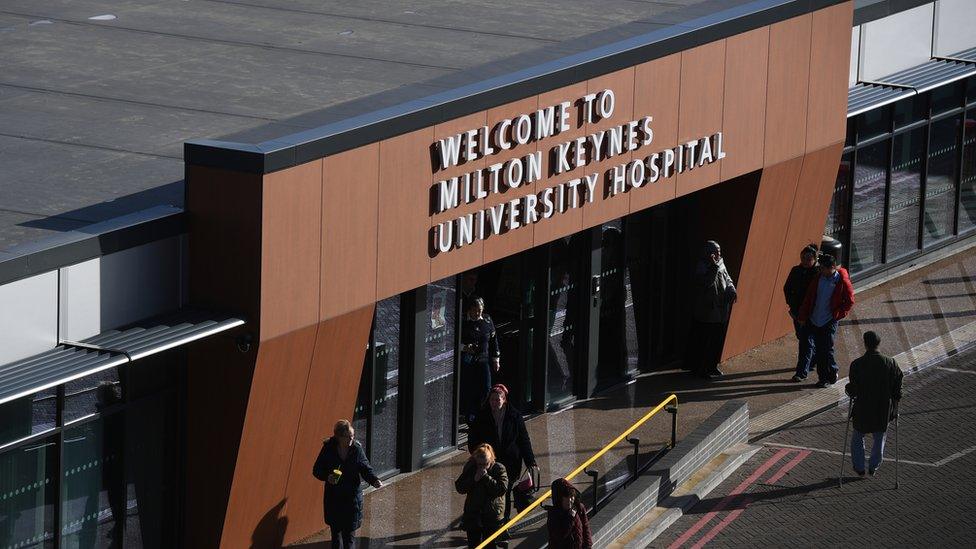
[798,254,855,388]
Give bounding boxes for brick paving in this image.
[652,345,976,549]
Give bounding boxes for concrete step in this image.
[606,442,762,548]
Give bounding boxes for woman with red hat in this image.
[547,478,592,549]
[467,384,539,523]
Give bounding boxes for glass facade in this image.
[0,352,181,549]
[422,277,457,458]
[826,76,976,278]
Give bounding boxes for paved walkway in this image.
[653,342,976,549]
[292,245,976,547]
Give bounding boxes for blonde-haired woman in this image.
[455,443,508,548]
[312,420,382,548]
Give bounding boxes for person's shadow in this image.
[251,500,288,549]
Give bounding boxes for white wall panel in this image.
[934,0,976,56]
[859,3,934,81]
[0,272,58,364]
[99,237,181,331]
[850,25,861,85]
[59,258,100,341]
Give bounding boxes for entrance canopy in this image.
[0,310,244,405]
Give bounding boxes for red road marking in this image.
[689,450,811,548]
[667,448,792,549]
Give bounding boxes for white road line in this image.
[762,442,934,467]
[935,366,976,375]
[933,445,976,466]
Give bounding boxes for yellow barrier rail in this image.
[476,393,679,549]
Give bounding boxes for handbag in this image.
[512,466,540,512]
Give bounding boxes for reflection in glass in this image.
[422,277,456,458]
[893,95,926,128]
[857,108,890,143]
[0,389,56,447]
[959,114,976,232]
[65,368,120,423]
[826,153,852,263]
[371,296,401,474]
[597,221,637,389]
[930,81,963,115]
[0,435,57,548]
[924,116,961,245]
[887,129,924,259]
[850,142,888,273]
[61,416,124,548]
[547,236,580,406]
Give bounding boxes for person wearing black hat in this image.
[468,384,538,522]
[844,331,903,476]
[547,478,592,549]
[798,253,855,388]
[684,240,737,378]
[783,244,820,382]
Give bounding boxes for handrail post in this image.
[626,437,640,478]
[584,468,599,510]
[666,405,678,448]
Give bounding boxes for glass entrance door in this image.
[596,220,640,390]
[546,235,585,408]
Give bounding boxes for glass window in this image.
[123,396,178,549]
[65,368,121,423]
[893,95,927,128]
[857,108,891,143]
[850,141,889,273]
[961,113,976,233]
[0,389,56,447]
[825,153,853,262]
[0,435,58,549]
[967,76,976,107]
[422,277,456,458]
[931,81,964,115]
[546,236,582,406]
[924,116,962,245]
[370,296,401,474]
[845,118,855,147]
[887,129,924,260]
[61,416,125,547]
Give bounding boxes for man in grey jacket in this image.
[685,240,737,378]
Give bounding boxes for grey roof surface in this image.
[0,0,731,252]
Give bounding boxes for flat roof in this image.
[0,0,722,252]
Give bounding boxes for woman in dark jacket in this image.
[456,443,508,548]
[467,384,538,520]
[312,420,382,548]
[547,478,592,549]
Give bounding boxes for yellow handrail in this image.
[476,393,678,549]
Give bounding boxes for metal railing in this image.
[477,393,679,548]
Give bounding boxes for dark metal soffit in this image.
[0,310,244,406]
[847,53,976,117]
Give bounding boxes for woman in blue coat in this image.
[312,420,382,548]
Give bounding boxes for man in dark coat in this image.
[684,240,737,378]
[468,384,538,522]
[845,331,903,476]
[798,253,855,388]
[312,420,382,548]
[783,244,820,382]
[461,296,501,424]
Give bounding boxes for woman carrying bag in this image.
[455,443,509,548]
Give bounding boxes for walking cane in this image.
[838,397,854,488]
[893,401,900,490]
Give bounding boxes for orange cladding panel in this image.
[322,145,380,320]
[676,40,726,197]
[282,305,375,545]
[720,27,768,181]
[806,2,854,152]
[763,14,812,166]
[723,158,804,360]
[582,67,635,229]
[261,161,323,340]
[630,54,680,212]
[377,128,434,300]
[764,143,845,342]
[219,324,319,549]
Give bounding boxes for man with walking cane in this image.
[842,331,903,480]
